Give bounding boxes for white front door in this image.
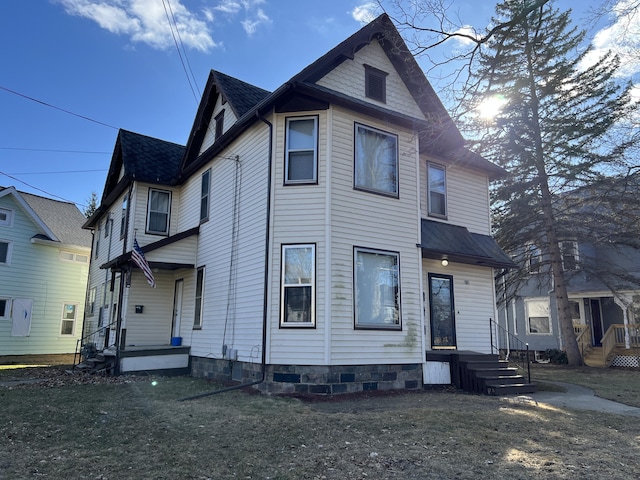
[172,279,184,338]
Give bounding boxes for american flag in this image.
[132,239,156,288]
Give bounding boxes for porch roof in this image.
[101,227,199,271]
[420,219,517,269]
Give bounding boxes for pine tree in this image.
[84,191,98,218]
[463,0,639,365]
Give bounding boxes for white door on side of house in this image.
[172,279,184,339]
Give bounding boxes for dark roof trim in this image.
[100,226,199,270]
[420,219,517,269]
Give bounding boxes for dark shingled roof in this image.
[420,219,516,269]
[118,129,185,185]
[212,70,271,119]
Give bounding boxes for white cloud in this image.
[214,0,270,36]
[351,2,378,24]
[58,0,217,51]
[241,8,271,36]
[452,25,479,46]
[581,0,640,77]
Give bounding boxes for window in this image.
[60,303,78,336]
[525,298,551,334]
[0,208,13,226]
[120,196,128,239]
[0,298,10,319]
[104,218,110,238]
[354,124,398,197]
[0,240,11,265]
[215,110,225,139]
[194,266,205,329]
[427,163,447,217]
[527,243,542,274]
[281,244,315,327]
[285,117,318,184]
[200,169,211,223]
[354,247,400,329]
[569,300,581,323]
[146,189,171,235]
[561,241,579,271]
[364,64,387,103]
[87,287,97,315]
[95,222,101,259]
[60,251,89,264]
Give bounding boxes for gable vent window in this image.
[215,110,225,140]
[365,65,388,103]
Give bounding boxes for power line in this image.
[6,169,107,175]
[0,170,87,207]
[166,0,201,95]
[0,85,119,130]
[0,147,111,154]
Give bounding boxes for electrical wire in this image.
[166,0,200,95]
[6,169,107,175]
[0,85,118,130]
[0,147,110,154]
[0,170,88,207]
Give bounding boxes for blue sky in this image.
[1,0,636,210]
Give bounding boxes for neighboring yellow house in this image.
[0,186,92,360]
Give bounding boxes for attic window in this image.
[215,110,225,139]
[364,64,388,103]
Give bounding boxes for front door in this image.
[429,273,457,348]
[171,279,184,338]
[590,299,604,346]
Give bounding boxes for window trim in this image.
[193,266,205,329]
[60,302,78,336]
[145,188,171,236]
[0,239,12,265]
[364,64,388,103]
[284,116,319,185]
[427,162,447,218]
[353,246,402,330]
[200,169,211,223]
[354,123,399,198]
[525,297,552,335]
[0,207,13,227]
[280,244,316,328]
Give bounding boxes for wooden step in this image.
[468,367,519,377]
[483,376,529,386]
[486,383,537,395]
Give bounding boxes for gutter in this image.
[180,112,273,400]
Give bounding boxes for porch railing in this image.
[73,321,118,370]
[600,324,618,366]
[489,318,531,384]
[612,324,640,349]
[574,323,592,358]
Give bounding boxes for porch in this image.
[575,323,640,367]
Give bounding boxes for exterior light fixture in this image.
[441,259,449,267]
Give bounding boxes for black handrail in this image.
[73,321,118,370]
[489,318,531,384]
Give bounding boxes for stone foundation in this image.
[191,357,423,395]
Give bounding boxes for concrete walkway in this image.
[503,381,640,417]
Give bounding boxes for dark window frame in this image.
[200,169,211,223]
[353,123,399,198]
[427,162,447,219]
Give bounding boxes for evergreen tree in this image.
[463,0,639,365]
[83,191,98,218]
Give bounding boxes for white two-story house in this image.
[82,14,515,393]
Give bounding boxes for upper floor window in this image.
[354,123,398,197]
[200,169,211,223]
[146,189,171,235]
[427,163,447,218]
[0,240,11,265]
[87,287,97,315]
[120,196,128,239]
[354,247,401,330]
[215,110,225,140]
[281,244,315,327]
[364,64,387,103]
[94,222,101,259]
[527,243,542,274]
[0,208,13,226]
[104,218,110,238]
[561,241,579,271]
[60,303,78,336]
[285,117,318,184]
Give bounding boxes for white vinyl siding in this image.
[200,95,238,154]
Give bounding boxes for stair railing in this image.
[600,324,617,366]
[489,318,531,384]
[73,320,118,370]
[575,324,592,359]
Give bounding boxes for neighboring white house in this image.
[0,186,92,358]
[82,14,515,393]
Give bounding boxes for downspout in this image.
[180,112,273,400]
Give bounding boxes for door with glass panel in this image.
[428,273,457,348]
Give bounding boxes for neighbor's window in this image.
[0,298,10,319]
[561,241,579,271]
[194,266,205,329]
[87,287,97,315]
[525,298,551,334]
[354,247,401,329]
[427,163,447,217]
[0,240,12,265]
[104,218,110,238]
[120,195,128,239]
[527,243,542,274]
[200,169,211,223]
[215,110,225,140]
[569,300,581,323]
[354,124,398,196]
[146,189,171,235]
[281,244,315,327]
[285,117,318,184]
[95,222,101,259]
[60,251,89,264]
[364,64,387,103]
[0,208,13,226]
[60,303,78,336]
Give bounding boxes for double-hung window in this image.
[285,117,318,184]
[120,196,128,239]
[561,241,579,271]
[354,124,398,197]
[354,247,401,329]
[60,303,78,336]
[281,244,315,327]
[525,298,551,334]
[194,267,205,329]
[200,169,211,223]
[146,188,171,235]
[428,163,447,217]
